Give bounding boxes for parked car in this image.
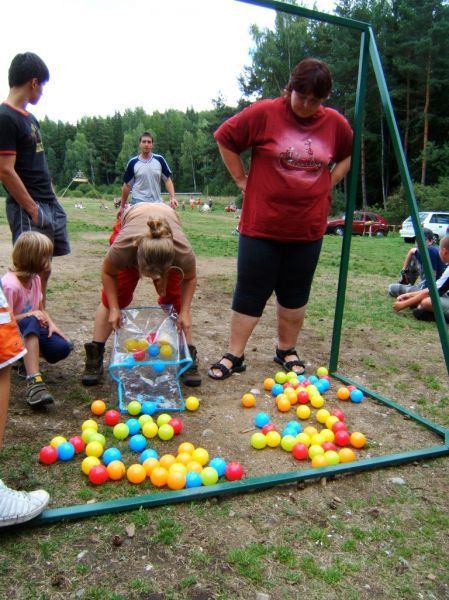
[399,211,449,243]
[326,211,389,236]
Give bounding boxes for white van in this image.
[399,211,449,243]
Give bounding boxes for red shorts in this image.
[101,218,182,313]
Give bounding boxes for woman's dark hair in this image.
[8,52,50,87]
[285,58,332,99]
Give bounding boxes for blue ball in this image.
[185,471,203,488]
[126,418,141,435]
[152,360,165,374]
[286,420,302,434]
[209,457,227,477]
[316,378,330,393]
[128,434,147,452]
[254,412,271,428]
[350,389,364,403]
[57,441,75,461]
[140,448,159,463]
[141,401,157,415]
[271,383,284,397]
[297,374,306,382]
[102,447,122,465]
[148,344,160,357]
[282,426,299,438]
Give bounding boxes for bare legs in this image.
[22,334,40,375]
[92,302,114,343]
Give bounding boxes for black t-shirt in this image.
[0,102,56,203]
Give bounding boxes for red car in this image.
[326,211,389,237]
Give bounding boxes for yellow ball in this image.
[159,343,173,358]
[185,396,200,411]
[50,435,67,448]
[142,421,159,439]
[185,460,203,473]
[85,441,104,458]
[177,441,195,455]
[316,366,329,377]
[156,413,172,427]
[124,338,139,352]
[81,428,98,444]
[191,447,209,466]
[176,452,193,466]
[310,433,326,446]
[169,462,187,475]
[304,425,318,437]
[295,432,311,447]
[265,430,281,448]
[135,339,149,350]
[81,419,98,432]
[310,395,325,409]
[316,409,330,424]
[325,415,340,430]
[296,405,311,420]
[81,455,100,475]
[308,444,325,459]
[320,428,335,442]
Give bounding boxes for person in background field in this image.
[82,203,201,387]
[120,132,179,211]
[392,235,449,322]
[388,228,446,297]
[208,58,353,380]
[0,52,70,306]
[1,232,73,407]
[0,283,49,527]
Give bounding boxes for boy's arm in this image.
[0,155,39,224]
[392,289,428,311]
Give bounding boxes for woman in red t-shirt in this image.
[208,58,353,380]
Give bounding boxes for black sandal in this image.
[273,347,305,375]
[208,353,246,380]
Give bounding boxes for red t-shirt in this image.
[214,97,353,241]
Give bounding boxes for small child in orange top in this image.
[1,232,73,406]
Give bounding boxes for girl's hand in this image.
[108,307,122,331]
[48,321,69,340]
[28,310,48,326]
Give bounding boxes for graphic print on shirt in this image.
[279,138,322,172]
[31,122,44,153]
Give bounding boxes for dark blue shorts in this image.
[232,235,323,317]
[18,316,73,364]
[6,200,70,257]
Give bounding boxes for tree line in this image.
[40,0,449,222]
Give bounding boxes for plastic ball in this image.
[350,389,364,403]
[280,435,296,452]
[124,338,139,352]
[338,447,356,463]
[316,366,328,377]
[128,434,147,453]
[271,383,284,397]
[263,378,275,391]
[135,339,149,350]
[274,371,287,384]
[296,405,311,420]
[81,455,101,475]
[251,432,267,450]
[311,454,329,468]
[127,400,142,416]
[303,426,318,437]
[316,409,330,424]
[254,412,270,428]
[282,426,299,439]
[224,462,244,481]
[308,444,325,459]
[295,432,311,447]
[350,432,366,449]
[330,409,345,421]
[185,396,200,411]
[158,424,175,441]
[68,435,85,454]
[310,395,325,409]
[50,435,67,448]
[102,447,122,465]
[191,447,209,466]
[316,378,330,393]
[241,393,256,408]
[325,415,340,430]
[89,464,109,485]
[141,401,158,415]
[261,423,277,435]
[152,360,165,374]
[167,471,186,490]
[142,458,160,476]
[106,460,126,480]
[127,463,147,484]
[209,457,227,477]
[322,441,337,452]
[91,399,106,416]
[90,432,106,446]
[159,454,176,470]
[292,443,309,460]
[310,433,326,446]
[81,420,98,432]
[186,460,203,473]
[133,349,146,361]
[334,430,351,447]
[138,414,153,427]
[148,343,160,357]
[140,448,158,463]
[39,445,58,465]
[201,466,219,486]
[125,418,141,435]
[150,466,168,487]
[113,423,130,440]
[104,409,121,426]
[324,450,340,465]
[337,386,350,401]
[142,421,159,439]
[332,421,348,435]
[320,429,335,442]
[185,471,203,488]
[284,387,298,405]
[168,418,183,435]
[265,430,281,448]
[85,441,104,458]
[286,420,302,434]
[175,452,192,466]
[81,428,98,444]
[286,371,299,381]
[178,441,195,455]
[296,390,310,405]
[276,394,291,413]
[159,343,173,358]
[57,441,75,461]
[156,413,171,427]
[170,463,188,476]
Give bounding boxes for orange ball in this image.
[186,460,203,473]
[176,452,193,466]
[263,378,275,391]
[142,457,160,476]
[150,466,168,487]
[241,393,256,408]
[284,387,298,405]
[106,460,126,481]
[166,471,186,490]
[91,399,106,416]
[159,454,176,470]
[311,454,329,468]
[126,463,147,484]
[337,386,350,401]
[276,394,291,413]
[338,447,356,463]
[350,432,366,449]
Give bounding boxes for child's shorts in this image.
[0,286,26,369]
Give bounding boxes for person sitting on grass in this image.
[388,228,446,297]
[392,235,449,322]
[1,232,73,406]
[0,282,49,527]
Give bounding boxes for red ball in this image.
[330,409,345,421]
[347,385,357,392]
[283,382,293,389]
[225,462,244,481]
[334,430,351,447]
[292,443,308,460]
[88,465,109,485]
[133,350,146,361]
[297,390,309,405]
[332,421,348,434]
[302,379,311,387]
[104,409,121,426]
[322,441,337,452]
[68,435,85,454]
[168,418,183,435]
[39,445,58,465]
[261,423,277,435]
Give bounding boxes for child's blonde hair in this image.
[12,231,53,279]
[134,218,175,279]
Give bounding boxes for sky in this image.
[1,0,336,124]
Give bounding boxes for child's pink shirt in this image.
[0,271,42,315]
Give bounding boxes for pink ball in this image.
[39,445,58,465]
[69,435,85,454]
[225,462,244,481]
[104,409,121,426]
[88,465,109,485]
[322,441,337,452]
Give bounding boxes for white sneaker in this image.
[0,479,49,527]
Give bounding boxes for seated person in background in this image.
[1,232,73,406]
[392,235,449,322]
[388,228,446,297]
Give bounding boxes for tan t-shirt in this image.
[106,204,195,275]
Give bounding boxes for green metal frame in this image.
[32,0,449,526]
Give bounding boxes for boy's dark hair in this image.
[423,228,434,242]
[140,131,154,142]
[8,52,50,87]
[286,58,332,99]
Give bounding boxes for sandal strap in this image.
[275,347,297,360]
[222,352,244,368]
[209,361,231,376]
